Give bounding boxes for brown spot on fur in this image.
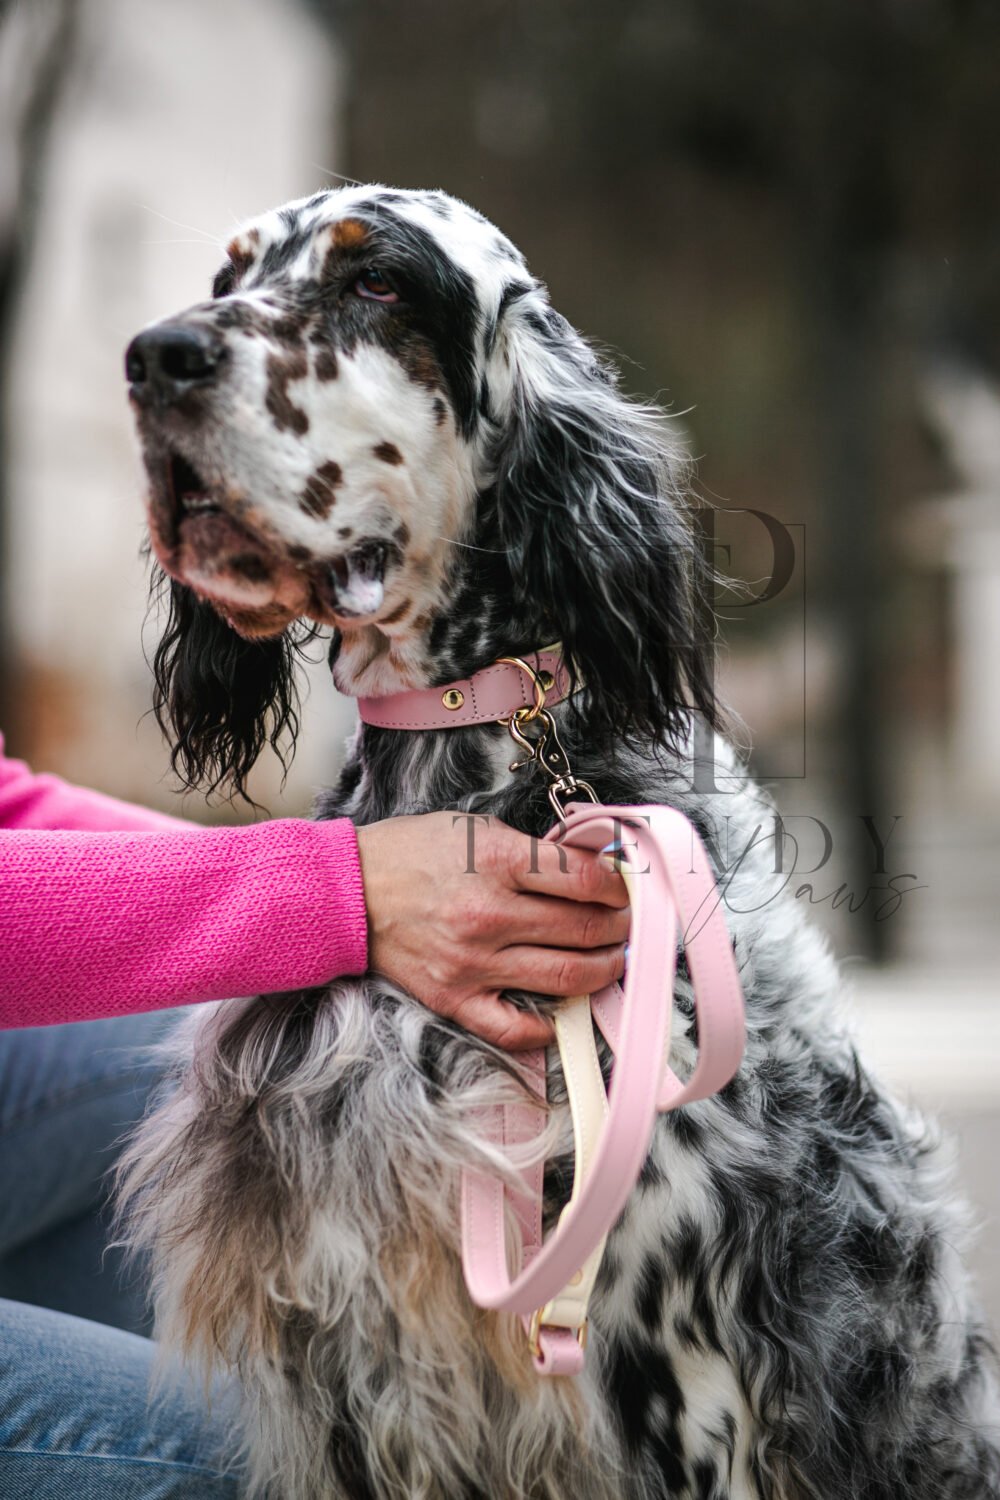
[232,554,272,583]
[354,627,392,675]
[380,598,411,625]
[215,301,305,349]
[373,441,403,465]
[337,526,353,539]
[265,352,309,435]
[314,347,338,381]
[330,217,368,249]
[225,237,255,281]
[394,521,411,548]
[299,461,343,519]
[432,397,447,426]
[287,544,313,562]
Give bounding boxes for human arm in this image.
[0,735,627,1044]
[0,817,368,1030]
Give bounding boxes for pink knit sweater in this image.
[0,733,368,1030]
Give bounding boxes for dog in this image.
[118,185,1000,1499]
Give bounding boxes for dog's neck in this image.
[329,529,552,700]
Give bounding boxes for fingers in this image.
[489,894,631,951]
[489,942,627,999]
[450,993,556,1051]
[503,832,630,909]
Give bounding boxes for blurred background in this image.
[1,0,998,1308]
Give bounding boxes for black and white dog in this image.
[118,186,999,1499]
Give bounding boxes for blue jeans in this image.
[0,1013,241,1498]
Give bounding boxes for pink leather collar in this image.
[356,648,573,730]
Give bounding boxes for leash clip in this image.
[497,659,599,816]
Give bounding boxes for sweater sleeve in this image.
[0,735,369,1029]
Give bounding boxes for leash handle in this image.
[460,803,746,1372]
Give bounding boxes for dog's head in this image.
[128,185,717,794]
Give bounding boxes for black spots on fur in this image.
[373,440,403,465]
[692,1458,724,1500]
[337,525,353,539]
[672,1312,702,1352]
[432,396,448,426]
[212,263,237,300]
[671,1216,704,1283]
[287,543,313,562]
[417,1025,446,1104]
[299,461,343,519]
[477,373,491,420]
[638,1150,666,1190]
[265,351,309,435]
[259,221,315,280]
[668,1215,724,1357]
[605,1336,686,1486]
[666,1103,705,1152]
[635,1249,668,1331]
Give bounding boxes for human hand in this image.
[355,812,629,1051]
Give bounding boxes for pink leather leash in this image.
[460,803,746,1375]
[352,649,746,1377]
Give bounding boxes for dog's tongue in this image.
[329,541,387,617]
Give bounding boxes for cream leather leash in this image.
[357,653,747,1377]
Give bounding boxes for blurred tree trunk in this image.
[0,0,78,750]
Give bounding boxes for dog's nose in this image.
[125,323,225,402]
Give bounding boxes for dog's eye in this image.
[354,269,399,303]
[212,264,236,300]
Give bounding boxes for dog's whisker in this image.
[136,203,224,246]
[311,162,365,187]
[434,535,512,554]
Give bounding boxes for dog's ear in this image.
[490,298,720,752]
[151,575,300,802]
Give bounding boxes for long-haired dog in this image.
[118,186,999,1499]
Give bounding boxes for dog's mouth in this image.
[169,452,222,521]
[149,447,393,626]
